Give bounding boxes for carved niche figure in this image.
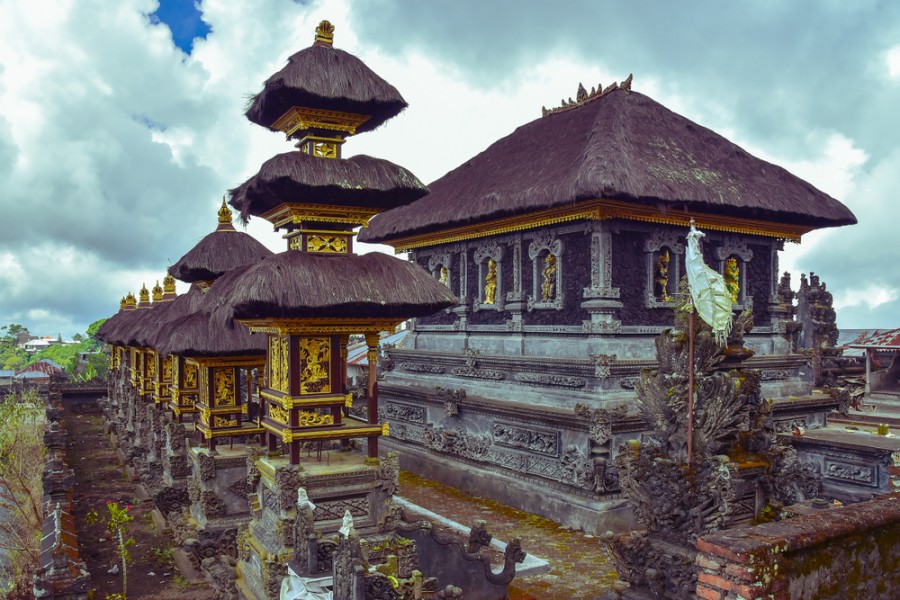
[439,266,449,287]
[724,257,740,304]
[483,259,498,304]
[654,249,672,302]
[541,254,557,301]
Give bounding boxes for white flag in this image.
[685,223,732,345]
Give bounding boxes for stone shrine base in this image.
[385,438,635,535]
[236,450,397,600]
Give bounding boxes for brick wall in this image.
[695,493,900,600]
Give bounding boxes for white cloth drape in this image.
[686,223,732,345]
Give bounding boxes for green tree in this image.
[72,333,83,342]
[0,390,45,594]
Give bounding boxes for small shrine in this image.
[219,20,456,600]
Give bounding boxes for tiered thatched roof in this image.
[360,88,856,244]
[155,265,266,357]
[245,35,407,133]
[209,251,456,321]
[229,152,427,223]
[168,227,273,283]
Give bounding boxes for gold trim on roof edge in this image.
[383,198,810,251]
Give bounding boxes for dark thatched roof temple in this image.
[359,81,856,248]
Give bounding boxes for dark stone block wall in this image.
[747,243,772,324]
[412,226,776,329]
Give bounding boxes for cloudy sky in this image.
[0,0,898,337]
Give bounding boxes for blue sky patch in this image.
[148,0,211,54]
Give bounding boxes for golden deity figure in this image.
[439,266,449,286]
[724,257,740,304]
[541,254,557,301]
[654,249,672,302]
[483,259,498,304]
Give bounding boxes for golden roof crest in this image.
[163,274,176,296]
[152,281,163,302]
[314,20,335,45]
[139,284,150,303]
[218,196,233,226]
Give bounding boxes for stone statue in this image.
[483,259,497,304]
[439,266,449,286]
[654,249,672,302]
[724,256,740,304]
[541,254,557,301]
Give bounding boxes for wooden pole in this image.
[687,307,695,464]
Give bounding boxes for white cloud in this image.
[886,44,900,80]
[0,0,898,336]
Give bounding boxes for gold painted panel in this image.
[184,362,198,389]
[299,338,331,394]
[269,404,290,425]
[214,368,235,406]
[307,234,348,253]
[213,416,238,428]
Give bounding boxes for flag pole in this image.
[687,303,695,464]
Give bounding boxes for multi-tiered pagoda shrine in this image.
[358,79,857,532]
[217,21,456,600]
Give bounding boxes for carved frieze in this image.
[493,422,559,456]
[514,373,586,388]
[824,460,876,486]
[398,362,445,374]
[313,496,370,520]
[381,402,425,424]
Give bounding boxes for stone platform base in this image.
[384,439,634,535]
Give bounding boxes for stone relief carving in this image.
[198,452,216,481]
[824,460,876,485]
[713,238,754,262]
[398,363,446,374]
[275,466,304,513]
[592,354,617,378]
[381,402,426,424]
[514,372,586,388]
[492,422,559,456]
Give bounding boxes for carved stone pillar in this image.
[581,223,622,333]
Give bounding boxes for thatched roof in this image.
[101,303,159,346]
[359,89,856,244]
[96,309,126,342]
[168,227,273,283]
[155,266,266,357]
[229,152,427,223]
[211,251,457,321]
[245,42,407,133]
[139,286,206,350]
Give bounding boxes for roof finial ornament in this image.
[543,74,635,117]
[314,20,335,45]
[163,274,176,296]
[218,195,233,226]
[152,281,163,302]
